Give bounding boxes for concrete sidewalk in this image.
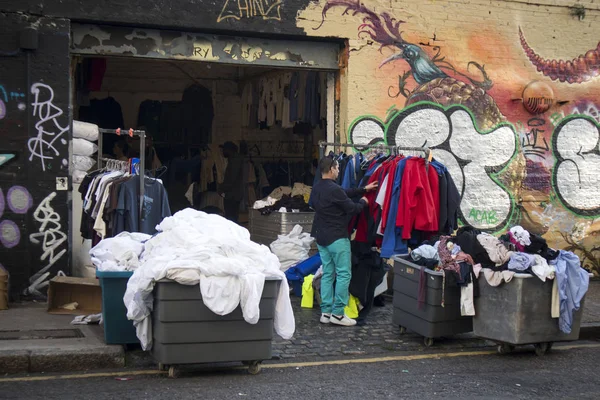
[1,280,599,375]
[0,302,124,374]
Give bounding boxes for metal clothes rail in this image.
[97,128,146,221]
[317,141,431,160]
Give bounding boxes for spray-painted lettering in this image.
[28,83,68,171]
[29,192,67,282]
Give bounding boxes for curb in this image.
[0,346,125,375]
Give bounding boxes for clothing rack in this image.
[97,128,146,221]
[318,141,430,158]
[99,157,130,173]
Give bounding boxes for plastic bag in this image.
[73,155,95,172]
[72,169,86,184]
[73,138,98,156]
[73,120,99,141]
[269,224,314,272]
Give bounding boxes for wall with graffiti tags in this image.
[0,13,71,298]
[295,0,600,273]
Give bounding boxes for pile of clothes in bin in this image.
[409,225,590,334]
[252,183,313,215]
[91,208,296,350]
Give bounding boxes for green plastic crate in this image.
[96,270,139,345]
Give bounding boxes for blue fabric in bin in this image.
[295,254,321,277]
[290,278,303,297]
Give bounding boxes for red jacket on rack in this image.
[395,158,439,239]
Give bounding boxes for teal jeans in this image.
[317,238,352,316]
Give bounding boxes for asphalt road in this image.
[1,344,599,400]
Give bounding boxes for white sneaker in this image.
[330,314,357,326]
[320,313,331,324]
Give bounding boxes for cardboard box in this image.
[47,276,102,315]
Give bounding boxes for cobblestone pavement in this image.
[272,279,600,361]
[271,295,492,360]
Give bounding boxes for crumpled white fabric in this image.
[270,224,314,271]
[510,226,531,246]
[90,232,151,271]
[253,196,277,209]
[124,208,295,350]
[531,254,555,281]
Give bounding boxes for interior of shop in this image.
[73,56,329,228]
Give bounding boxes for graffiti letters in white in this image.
[350,104,517,231]
[29,191,67,282]
[553,117,600,215]
[28,83,68,171]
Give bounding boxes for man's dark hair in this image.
[319,156,338,175]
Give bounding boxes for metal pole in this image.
[139,131,145,222]
[97,132,103,168]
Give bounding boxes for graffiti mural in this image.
[519,28,600,84]
[28,83,68,172]
[307,0,600,273]
[350,103,518,231]
[218,0,282,23]
[552,116,600,215]
[29,191,67,283]
[0,186,32,250]
[317,0,504,131]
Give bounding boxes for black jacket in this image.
[311,179,366,246]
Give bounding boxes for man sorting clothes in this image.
[311,156,378,326]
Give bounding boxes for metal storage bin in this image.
[249,209,315,248]
[473,273,585,356]
[152,278,280,377]
[392,255,473,346]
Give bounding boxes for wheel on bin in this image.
[168,366,179,379]
[399,326,406,335]
[248,361,262,375]
[424,337,434,347]
[534,342,550,356]
[158,363,167,371]
[497,344,514,355]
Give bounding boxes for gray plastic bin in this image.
[249,209,316,252]
[473,273,585,356]
[392,255,473,346]
[152,278,280,377]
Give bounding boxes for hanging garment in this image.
[461,282,475,316]
[380,157,409,258]
[549,250,589,334]
[395,157,439,240]
[348,242,386,324]
[482,268,515,287]
[115,176,172,235]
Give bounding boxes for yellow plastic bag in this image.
[344,295,360,319]
[301,274,314,308]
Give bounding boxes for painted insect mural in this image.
[519,28,600,84]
